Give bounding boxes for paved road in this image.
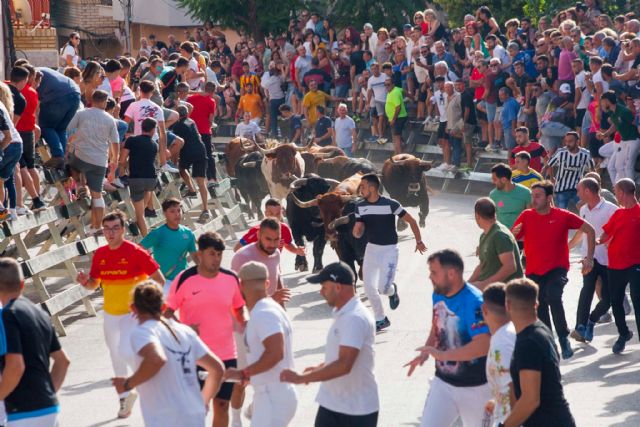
[55,193,640,426]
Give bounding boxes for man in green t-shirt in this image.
[140,198,196,295]
[598,90,640,183]
[384,77,408,155]
[489,163,531,229]
[469,197,524,290]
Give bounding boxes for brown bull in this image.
[291,172,362,241]
[254,142,306,200]
[301,144,345,174]
[381,154,432,228]
[224,137,257,177]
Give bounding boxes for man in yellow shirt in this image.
[236,82,264,123]
[77,210,164,419]
[302,80,341,126]
[511,151,543,189]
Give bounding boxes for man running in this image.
[281,262,379,427]
[512,181,596,359]
[405,250,491,427]
[225,262,298,427]
[166,232,247,427]
[489,163,531,230]
[0,258,70,427]
[353,173,426,332]
[77,210,164,418]
[140,198,197,295]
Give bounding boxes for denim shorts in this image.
[0,143,23,181]
[485,102,497,122]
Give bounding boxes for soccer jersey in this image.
[140,224,196,280]
[355,196,406,245]
[511,168,543,189]
[89,241,160,315]
[167,267,245,360]
[239,223,292,251]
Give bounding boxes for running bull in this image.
[254,142,306,200]
[234,151,270,219]
[381,154,432,228]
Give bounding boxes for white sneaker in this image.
[15,206,31,216]
[446,165,458,174]
[112,177,125,188]
[118,391,138,418]
[435,163,450,170]
[8,209,17,221]
[160,163,179,174]
[86,226,102,236]
[244,402,254,420]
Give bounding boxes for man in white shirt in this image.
[573,58,591,132]
[486,35,511,71]
[281,262,379,427]
[225,262,298,427]
[235,111,264,143]
[334,104,357,156]
[366,62,387,140]
[482,283,516,426]
[569,177,619,343]
[180,41,204,90]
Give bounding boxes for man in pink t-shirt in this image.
[166,232,246,427]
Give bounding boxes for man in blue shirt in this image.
[405,249,491,427]
[499,87,520,150]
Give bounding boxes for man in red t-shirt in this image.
[187,81,217,183]
[600,178,640,354]
[233,198,305,256]
[513,180,595,359]
[510,127,548,172]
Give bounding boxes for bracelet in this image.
[123,378,132,391]
[242,368,251,381]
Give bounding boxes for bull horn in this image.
[340,195,358,203]
[291,193,318,208]
[289,178,308,190]
[253,139,275,155]
[419,160,432,169]
[313,152,332,158]
[328,215,350,230]
[295,145,309,152]
[240,161,257,168]
[325,179,341,190]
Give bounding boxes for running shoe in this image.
[144,208,157,218]
[198,210,211,224]
[31,198,46,212]
[376,317,391,332]
[117,391,138,418]
[7,209,17,221]
[559,336,574,360]
[598,311,612,323]
[160,163,179,174]
[612,330,633,354]
[388,284,400,310]
[185,190,198,198]
[584,320,595,342]
[15,206,31,216]
[570,325,586,342]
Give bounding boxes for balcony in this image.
[112,0,201,27]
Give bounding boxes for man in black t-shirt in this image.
[313,106,334,147]
[171,106,209,216]
[0,257,70,426]
[278,104,303,145]
[6,66,28,121]
[353,174,426,331]
[503,278,576,427]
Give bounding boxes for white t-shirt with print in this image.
[124,98,164,137]
[367,73,387,103]
[485,321,516,424]
[130,319,209,427]
[431,90,448,122]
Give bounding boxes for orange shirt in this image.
[238,93,263,119]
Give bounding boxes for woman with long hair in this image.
[80,61,106,107]
[60,32,81,68]
[375,28,391,63]
[476,6,500,39]
[111,280,225,426]
[466,21,488,58]
[0,81,24,221]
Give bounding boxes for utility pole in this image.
[119,0,133,53]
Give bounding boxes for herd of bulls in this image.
[224,137,432,275]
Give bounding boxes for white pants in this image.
[103,313,137,379]
[8,412,58,427]
[251,382,297,427]
[599,142,618,182]
[362,243,399,321]
[613,139,640,182]
[420,377,492,427]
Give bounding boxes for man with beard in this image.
[405,249,491,427]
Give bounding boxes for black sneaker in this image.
[31,198,46,212]
[389,283,400,310]
[185,190,198,198]
[612,330,634,354]
[144,208,157,218]
[376,317,391,332]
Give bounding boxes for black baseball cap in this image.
[307,262,355,286]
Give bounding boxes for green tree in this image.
[326,0,425,29]
[176,0,300,39]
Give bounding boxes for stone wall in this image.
[13,27,58,68]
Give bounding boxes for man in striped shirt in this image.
[543,131,594,210]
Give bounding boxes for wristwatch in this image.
[123,378,132,391]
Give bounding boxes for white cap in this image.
[559,83,571,94]
[363,23,373,30]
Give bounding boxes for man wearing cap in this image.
[225,262,297,427]
[281,262,379,427]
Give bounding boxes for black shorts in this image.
[197,359,237,401]
[437,121,448,139]
[418,90,428,102]
[588,133,603,159]
[18,131,35,169]
[180,155,206,178]
[392,116,408,136]
[315,406,378,427]
[576,108,586,129]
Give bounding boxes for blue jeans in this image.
[554,189,579,209]
[335,84,350,98]
[503,128,516,150]
[269,98,285,137]
[340,145,354,157]
[39,92,81,157]
[116,119,128,143]
[0,143,23,208]
[450,137,462,166]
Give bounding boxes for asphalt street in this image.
[55,192,640,427]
